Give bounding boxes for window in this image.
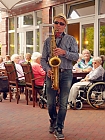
[99,18,105,55]
[9,18,14,30]
[9,33,14,56]
[99,0,105,15]
[17,33,24,54]
[53,5,63,17]
[36,29,40,52]
[24,14,33,25]
[26,31,33,54]
[81,24,94,55]
[67,0,95,19]
[36,10,42,25]
[17,14,33,28]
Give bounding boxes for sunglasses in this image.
[54,21,65,26]
[92,62,97,64]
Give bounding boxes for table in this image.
[0,76,9,92]
[73,71,88,78]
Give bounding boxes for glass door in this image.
[67,15,95,55]
[81,23,94,56]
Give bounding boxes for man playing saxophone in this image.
[41,13,79,140]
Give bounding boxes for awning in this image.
[0,0,42,11]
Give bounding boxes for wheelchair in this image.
[39,82,47,109]
[75,78,105,110]
[38,81,60,109]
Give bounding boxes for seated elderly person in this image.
[75,49,93,73]
[0,56,5,69]
[4,55,11,62]
[31,52,46,87]
[72,53,83,84]
[0,56,7,99]
[11,54,25,94]
[68,57,105,109]
[100,55,105,70]
[24,53,31,62]
[11,54,24,81]
[29,52,46,101]
[73,53,83,71]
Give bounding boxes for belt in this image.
[59,68,65,72]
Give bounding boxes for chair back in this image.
[4,61,18,85]
[21,62,45,107]
[21,62,37,107]
[21,62,34,86]
[4,61,26,104]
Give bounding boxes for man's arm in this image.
[41,38,51,73]
[61,35,79,62]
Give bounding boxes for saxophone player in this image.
[41,13,79,140]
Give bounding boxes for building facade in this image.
[0,0,105,57]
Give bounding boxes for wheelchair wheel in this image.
[39,96,47,109]
[39,100,45,109]
[87,82,105,109]
[76,100,83,110]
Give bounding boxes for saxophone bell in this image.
[49,56,61,90]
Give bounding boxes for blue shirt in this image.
[41,33,79,72]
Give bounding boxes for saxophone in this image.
[49,29,61,90]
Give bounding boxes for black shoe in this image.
[3,92,7,100]
[49,119,56,133]
[54,128,65,140]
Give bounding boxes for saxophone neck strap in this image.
[56,32,65,47]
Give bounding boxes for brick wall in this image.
[9,0,74,16]
[0,0,75,56]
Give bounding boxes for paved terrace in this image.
[0,95,105,140]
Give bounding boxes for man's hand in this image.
[47,69,52,78]
[53,48,66,56]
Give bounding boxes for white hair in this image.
[31,52,42,61]
[82,49,90,54]
[92,57,102,64]
[11,54,19,61]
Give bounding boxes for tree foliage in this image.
[82,25,105,55]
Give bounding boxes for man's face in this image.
[53,18,66,33]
